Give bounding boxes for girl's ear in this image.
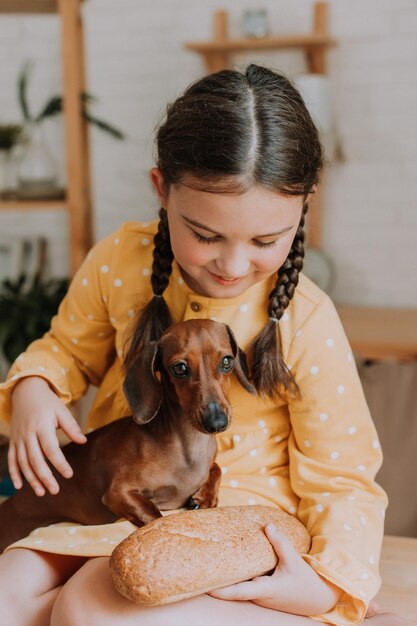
[149,167,167,205]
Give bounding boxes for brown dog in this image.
[0,319,256,553]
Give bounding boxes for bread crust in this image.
[109,505,310,605]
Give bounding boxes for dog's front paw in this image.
[186,497,200,510]
[186,490,218,510]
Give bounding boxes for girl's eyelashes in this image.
[190,229,278,249]
[190,230,220,244]
[253,239,277,249]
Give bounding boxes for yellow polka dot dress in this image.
[0,221,387,625]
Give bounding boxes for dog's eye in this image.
[170,362,190,378]
[220,355,234,372]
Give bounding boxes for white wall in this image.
[0,0,416,307]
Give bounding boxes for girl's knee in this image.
[0,549,76,626]
[0,548,86,596]
[51,557,115,626]
[51,556,190,626]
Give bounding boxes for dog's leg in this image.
[102,484,162,527]
[187,462,222,509]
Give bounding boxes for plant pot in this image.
[17,123,59,197]
[0,150,11,195]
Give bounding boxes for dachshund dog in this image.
[0,319,256,553]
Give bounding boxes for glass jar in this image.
[242,9,269,38]
[17,123,59,197]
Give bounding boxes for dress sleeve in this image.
[0,231,118,422]
[286,294,388,626]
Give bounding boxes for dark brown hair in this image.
[125,64,323,399]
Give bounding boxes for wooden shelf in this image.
[0,199,67,210]
[184,2,335,74]
[185,34,336,55]
[0,1,58,13]
[0,0,92,275]
[337,306,417,362]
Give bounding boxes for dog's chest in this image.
[139,436,216,509]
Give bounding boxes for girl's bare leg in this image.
[51,557,409,626]
[0,548,87,626]
[52,557,317,626]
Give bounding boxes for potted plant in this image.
[17,61,125,195]
[0,272,69,368]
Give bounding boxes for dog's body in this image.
[0,319,255,553]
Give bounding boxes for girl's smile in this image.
[150,168,304,299]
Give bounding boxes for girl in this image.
[0,65,406,626]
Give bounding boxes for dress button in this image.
[191,302,202,312]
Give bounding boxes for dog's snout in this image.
[202,401,229,434]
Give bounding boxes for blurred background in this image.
[0,0,416,537]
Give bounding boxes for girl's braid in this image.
[123,208,173,370]
[268,202,307,321]
[250,202,308,398]
[151,208,174,296]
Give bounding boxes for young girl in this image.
[0,65,406,626]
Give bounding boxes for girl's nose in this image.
[216,249,250,278]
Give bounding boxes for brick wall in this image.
[0,0,416,306]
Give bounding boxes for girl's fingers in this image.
[26,433,61,494]
[57,408,87,445]
[208,578,268,601]
[38,430,74,482]
[16,441,46,496]
[264,524,298,567]
[7,443,23,490]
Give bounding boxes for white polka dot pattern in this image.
[0,222,386,623]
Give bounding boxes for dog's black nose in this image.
[202,402,229,433]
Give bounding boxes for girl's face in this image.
[150,168,304,299]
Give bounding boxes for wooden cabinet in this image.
[0,0,92,276]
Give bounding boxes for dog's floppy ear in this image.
[123,342,163,424]
[225,325,257,396]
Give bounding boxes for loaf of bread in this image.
[110,505,310,606]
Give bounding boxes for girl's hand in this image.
[8,376,87,497]
[208,522,342,616]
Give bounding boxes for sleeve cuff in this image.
[303,554,369,625]
[0,371,73,424]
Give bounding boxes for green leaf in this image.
[16,61,126,141]
[0,124,23,150]
[35,95,63,123]
[81,92,98,105]
[83,111,125,140]
[17,61,33,123]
